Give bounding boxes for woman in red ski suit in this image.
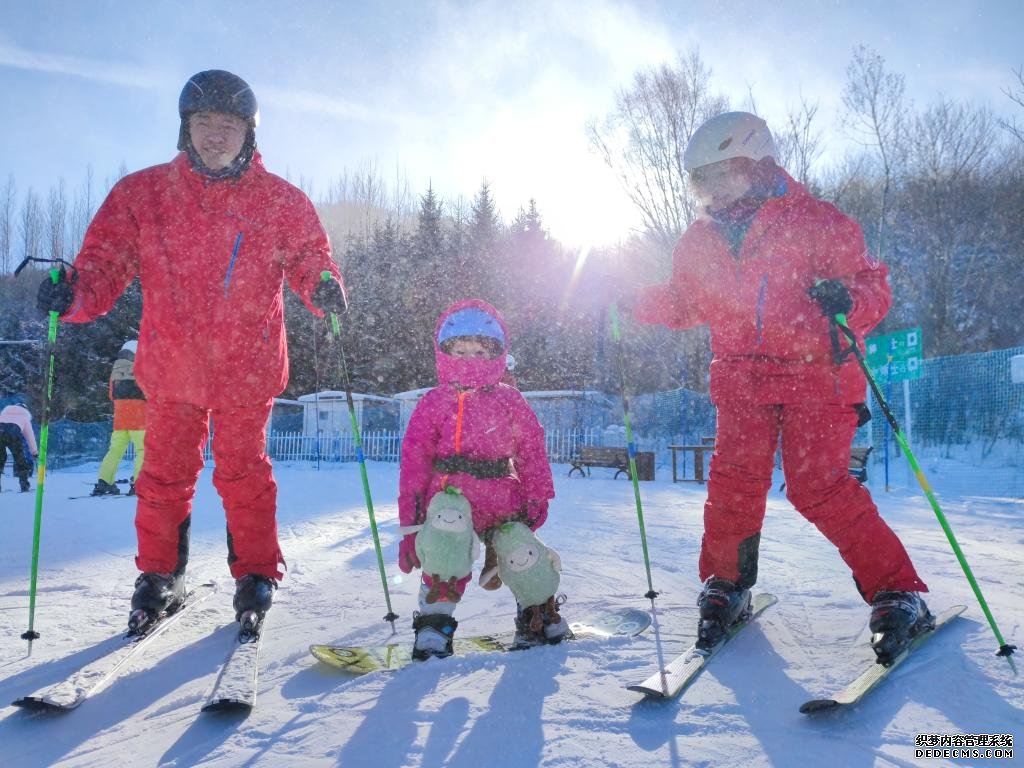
[397,300,564,656]
[632,113,927,631]
[37,70,347,625]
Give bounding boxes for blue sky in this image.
[2,0,1022,246]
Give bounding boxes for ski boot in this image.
[19,477,31,492]
[128,571,185,633]
[412,612,458,660]
[91,479,120,496]
[514,595,570,648]
[233,574,277,638]
[869,591,934,665]
[696,577,752,652]
[127,478,136,497]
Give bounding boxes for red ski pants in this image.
[700,401,927,603]
[134,399,284,580]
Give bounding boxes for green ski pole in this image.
[320,271,398,631]
[609,302,658,601]
[833,314,1016,673]
[21,267,62,650]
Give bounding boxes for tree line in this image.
[2,45,1022,422]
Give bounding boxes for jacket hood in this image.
[434,299,509,389]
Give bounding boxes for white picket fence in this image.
[199,427,606,464]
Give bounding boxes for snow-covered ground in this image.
[1,460,1021,767]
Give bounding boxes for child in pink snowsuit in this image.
[397,299,564,659]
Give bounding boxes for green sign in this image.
[865,327,923,382]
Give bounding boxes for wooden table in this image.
[668,444,712,483]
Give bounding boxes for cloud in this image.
[0,37,402,129]
[260,86,414,127]
[0,38,161,89]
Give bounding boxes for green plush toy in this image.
[491,521,561,608]
[403,487,479,603]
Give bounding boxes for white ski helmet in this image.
[683,112,777,172]
[121,340,138,354]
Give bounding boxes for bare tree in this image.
[587,48,729,254]
[775,96,824,186]
[69,165,95,253]
[999,65,1024,143]
[319,159,415,243]
[899,100,1003,354]
[47,178,68,262]
[19,189,43,266]
[841,45,908,260]
[103,162,129,196]
[0,175,15,273]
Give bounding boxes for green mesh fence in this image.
[13,346,1023,498]
[863,346,1024,498]
[644,345,1024,498]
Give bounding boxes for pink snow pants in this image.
[699,401,927,603]
[134,399,284,580]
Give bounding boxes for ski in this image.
[201,611,268,712]
[627,593,777,699]
[67,495,134,501]
[12,582,216,711]
[311,606,652,676]
[799,604,966,714]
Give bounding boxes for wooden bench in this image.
[668,443,713,484]
[780,445,875,491]
[568,446,655,481]
[849,446,873,483]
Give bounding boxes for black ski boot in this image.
[869,591,934,665]
[696,577,752,651]
[19,476,30,492]
[91,479,120,496]
[412,612,458,660]
[233,574,277,635]
[129,571,185,633]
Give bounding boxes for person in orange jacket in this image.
[36,70,347,632]
[92,340,146,496]
[629,111,930,664]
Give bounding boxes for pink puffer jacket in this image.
[398,300,554,533]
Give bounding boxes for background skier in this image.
[36,69,347,631]
[92,339,146,496]
[397,300,563,657]
[629,111,931,662]
[0,402,38,493]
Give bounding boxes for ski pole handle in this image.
[320,271,341,336]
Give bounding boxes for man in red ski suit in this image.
[36,70,347,629]
[631,112,931,662]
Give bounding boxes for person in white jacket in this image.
[0,403,39,492]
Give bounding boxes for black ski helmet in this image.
[177,70,259,178]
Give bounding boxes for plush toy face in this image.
[503,544,540,573]
[429,505,470,533]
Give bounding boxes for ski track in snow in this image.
[0,461,1021,767]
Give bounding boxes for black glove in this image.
[312,277,347,314]
[808,279,852,316]
[37,267,74,316]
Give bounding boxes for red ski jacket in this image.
[634,171,890,404]
[63,152,340,407]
